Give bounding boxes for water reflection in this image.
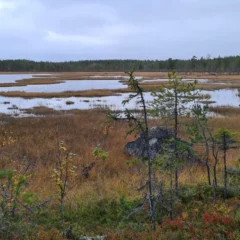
[0,74,53,84]
[0,80,127,92]
[0,89,239,116]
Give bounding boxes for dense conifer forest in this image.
[1,55,240,72]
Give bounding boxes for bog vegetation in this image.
[0,71,240,239]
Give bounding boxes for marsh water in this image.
[0,74,54,84]
[0,89,239,116]
[142,79,209,83]
[0,74,239,116]
[0,80,127,92]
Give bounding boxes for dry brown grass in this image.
[1,71,240,78]
[141,81,240,90]
[0,72,55,74]
[209,106,240,116]
[0,72,240,100]
[56,71,240,80]
[0,110,139,199]
[196,83,240,89]
[0,77,127,88]
[1,71,240,86]
[0,85,162,98]
[0,81,234,99]
[54,71,240,79]
[0,90,123,98]
[21,106,61,115]
[0,79,62,87]
[0,110,239,202]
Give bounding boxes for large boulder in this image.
[124,126,198,162]
[124,127,173,159]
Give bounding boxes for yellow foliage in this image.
[181,212,188,220]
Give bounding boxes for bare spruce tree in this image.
[216,129,238,199]
[151,71,199,196]
[189,104,212,185]
[108,70,156,230]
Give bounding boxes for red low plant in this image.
[164,219,184,231]
[203,213,234,226]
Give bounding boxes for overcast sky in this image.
[0,0,239,61]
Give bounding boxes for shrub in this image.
[66,101,75,105]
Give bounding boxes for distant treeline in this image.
[1,56,240,73]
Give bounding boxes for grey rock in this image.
[124,127,173,159]
[124,126,198,162]
[81,236,105,240]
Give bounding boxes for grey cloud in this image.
[0,0,239,61]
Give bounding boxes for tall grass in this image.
[0,110,239,198]
[0,110,240,238]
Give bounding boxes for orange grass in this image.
[0,111,239,201]
[0,82,235,99]
[0,78,63,87]
[0,86,159,98]
[0,90,122,98]
[209,106,240,116]
[1,71,240,88]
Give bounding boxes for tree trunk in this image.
[60,197,65,237]
[141,91,156,231]
[223,134,227,200]
[213,163,218,187]
[213,178,217,204]
[198,118,211,185]
[204,139,211,185]
[223,150,227,199]
[169,170,173,220]
[159,182,164,225]
[206,161,211,186]
[174,91,179,197]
